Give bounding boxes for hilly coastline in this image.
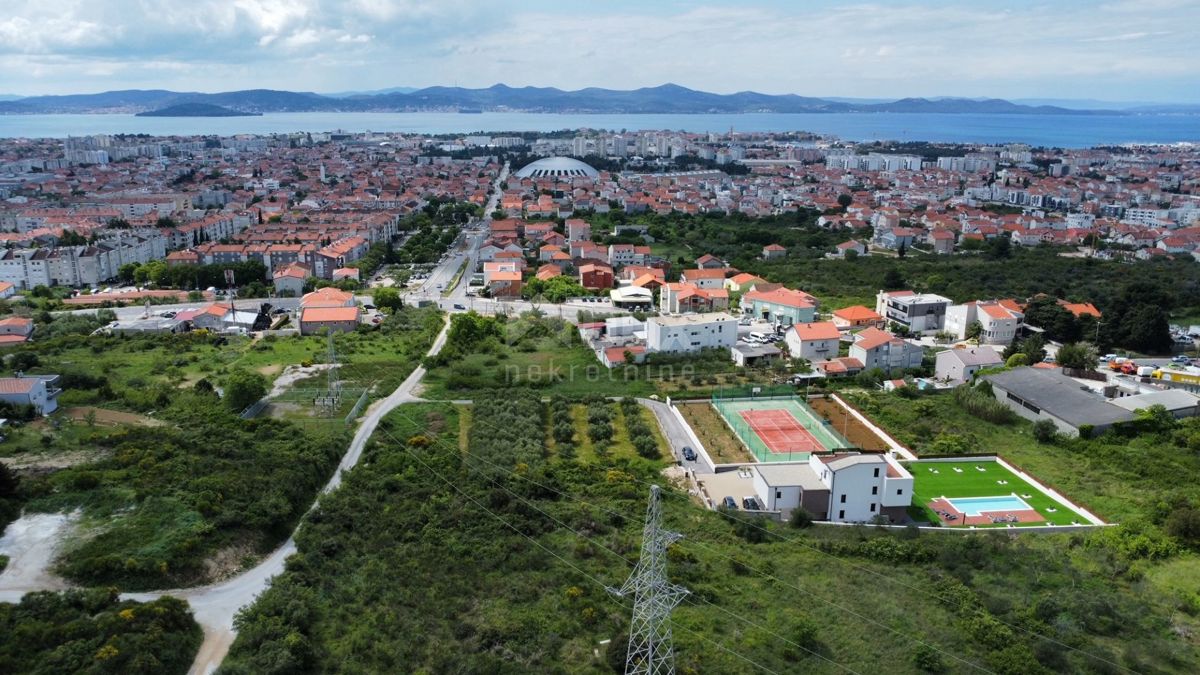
[0,83,1154,116]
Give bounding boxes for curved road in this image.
[124,317,450,674]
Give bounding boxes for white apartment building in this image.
[850,327,925,374]
[784,321,841,361]
[646,312,736,354]
[1123,208,1168,227]
[875,290,952,335]
[0,233,166,290]
[944,301,1024,345]
[812,453,913,523]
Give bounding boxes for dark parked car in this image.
[682,446,697,461]
[722,496,738,510]
[742,496,762,511]
[452,303,466,310]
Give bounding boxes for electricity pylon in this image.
[609,485,689,675]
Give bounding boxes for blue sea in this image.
[0,111,1197,147]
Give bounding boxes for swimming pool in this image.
[947,495,1033,516]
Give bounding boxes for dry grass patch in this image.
[676,402,753,464]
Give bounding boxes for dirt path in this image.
[123,316,451,675]
[61,406,166,427]
[266,363,335,398]
[0,512,77,602]
[1,449,107,471]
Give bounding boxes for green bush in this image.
[789,508,813,529]
[953,384,1017,424]
[0,589,201,674]
[1031,419,1059,444]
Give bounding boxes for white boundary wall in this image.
[664,397,716,470]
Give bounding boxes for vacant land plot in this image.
[60,406,166,427]
[26,306,442,418]
[808,397,890,451]
[907,459,1085,527]
[676,402,753,464]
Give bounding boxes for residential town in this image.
[2,125,1200,675]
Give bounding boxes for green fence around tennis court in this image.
[712,384,797,400]
[711,395,855,463]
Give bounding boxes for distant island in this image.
[135,103,261,117]
[1,84,1194,116]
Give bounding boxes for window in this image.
[871,486,878,495]
[870,503,876,512]
[776,490,782,500]
[840,494,846,503]
[897,489,903,496]
[873,468,880,478]
[838,510,845,519]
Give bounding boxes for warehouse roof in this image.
[984,367,1136,428]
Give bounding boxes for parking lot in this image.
[696,467,765,512]
[737,319,786,345]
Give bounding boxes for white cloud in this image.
[1079,31,1172,42]
[0,1,1195,101]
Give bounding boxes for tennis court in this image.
[712,395,853,463]
[739,409,826,454]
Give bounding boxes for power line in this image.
[477,392,1130,675]
[410,402,989,673]
[651,489,1135,674]
[607,485,689,675]
[383,406,925,675]
[381,406,847,673]
[331,335,979,672]
[364,409,789,674]
[673,622,784,675]
[334,319,1125,674]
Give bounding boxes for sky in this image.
[2,0,1198,103]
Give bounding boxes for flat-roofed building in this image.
[646,312,736,354]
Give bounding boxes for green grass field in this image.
[906,459,1082,527]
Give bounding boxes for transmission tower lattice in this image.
[315,332,341,416]
[608,485,689,675]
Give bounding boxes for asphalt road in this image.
[641,398,715,474]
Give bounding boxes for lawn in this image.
[840,388,1200,525]
[419,315,658,400]
[906,459,1082,527]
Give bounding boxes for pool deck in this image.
[927,497,1045,527]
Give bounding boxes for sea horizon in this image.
[1,111,1198,147]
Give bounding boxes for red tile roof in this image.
[300,306,360,323]
[791,322,840,341]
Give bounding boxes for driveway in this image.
[640,398,714,474]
